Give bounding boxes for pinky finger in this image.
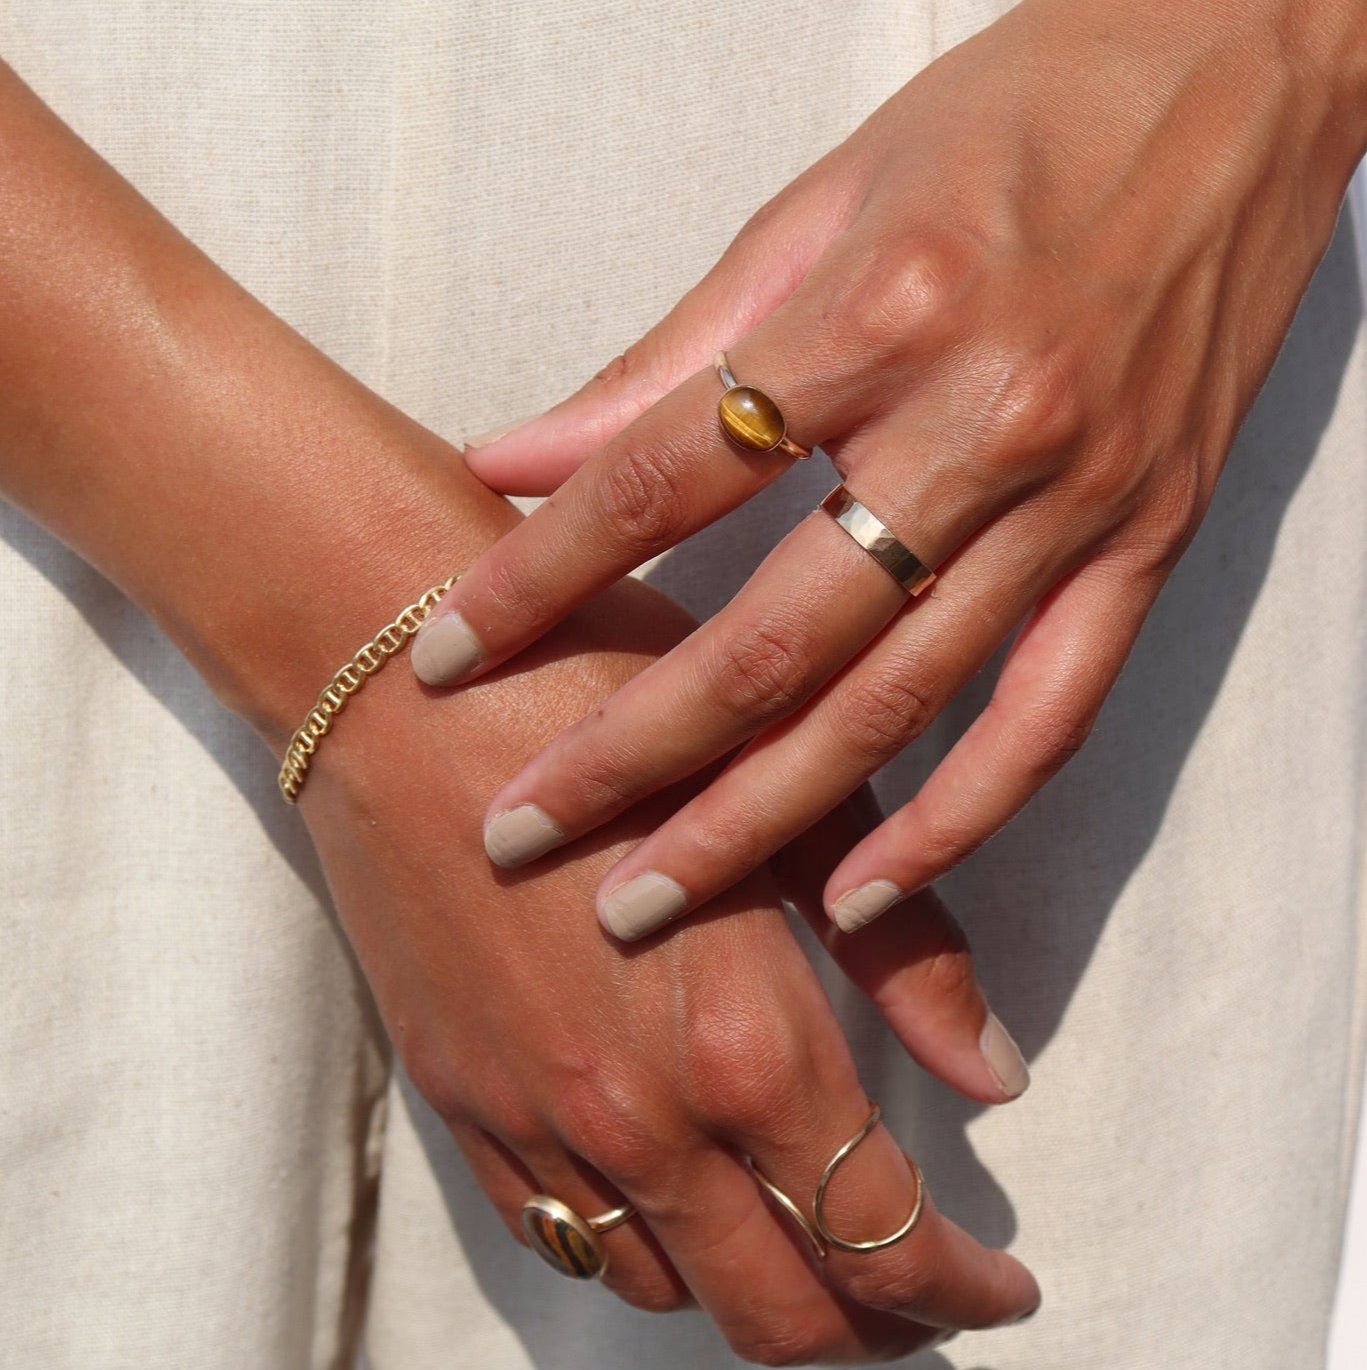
[774,796,1031,1104]
[444,1118,544,1246]
[824,555,1157,932]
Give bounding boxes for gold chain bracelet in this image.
[278,573,460,803]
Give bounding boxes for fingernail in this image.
[598,872,689,942]
[411,612,483,686]
[980,1011,1030,1100]
[484,804,565,868]
[465,412,539,450]
[830,879,904,933]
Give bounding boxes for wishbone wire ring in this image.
[812,1102,926,1254]
[746,1101,926,1261]
[750,1161,828,1260]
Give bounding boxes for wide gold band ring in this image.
[750,1102,926,1260]
[820,484,936,597]
[521,1195,636,1280]
[715,351,812,459]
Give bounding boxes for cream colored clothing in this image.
[2,4,1365,1367]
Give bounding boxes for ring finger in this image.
[736,1097,1040,1333]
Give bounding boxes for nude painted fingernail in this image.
[830,879,904,933]
[484,804,565,868]
[598,872,689,942]
[465,412,539,450]
[980,1010,1030,1100]
[411,612,483,685]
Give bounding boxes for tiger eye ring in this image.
[715,351,812,459]
[520,1195,636,1280]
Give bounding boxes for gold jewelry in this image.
[521,1195,636,1280]
[715,351,811,459]
[750,1163,827,1260]
[820,485,936,597]
[277,573,460,803]
[813,1102,925,1253]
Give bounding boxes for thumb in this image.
[463,172,849,496]
[773,791,1031,1107]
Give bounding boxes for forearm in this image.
[0,61,514,742]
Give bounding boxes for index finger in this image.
[410,314,870,687]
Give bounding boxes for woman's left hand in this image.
[416,0,1367,940]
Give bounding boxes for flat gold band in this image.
[820,485,936,597]
[714,351,811,460]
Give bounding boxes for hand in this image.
[414,0,1367,940]
[299,574,1039,1359]
[0,58,1037,1358]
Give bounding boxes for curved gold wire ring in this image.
[750,1162,827,1260]
[812,1103,926,1254]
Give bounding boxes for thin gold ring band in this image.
[714,351,812,460]
[520,1195,637,1280]
[820,484,936,597]
[813,1103,925,1253]
[747,1101,926,1259]
[750,1162,828,1260]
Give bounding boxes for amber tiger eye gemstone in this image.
[718,385,786,452]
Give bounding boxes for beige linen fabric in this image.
[2,4,1365,1367]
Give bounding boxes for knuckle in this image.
[710,617,818,724]
[559,748,643,817]
[825,232,977,359]
[589,347,672,430]
[1129,464,1207,570]
[833,668,937,765]
[840,1249,935,1314]
[549,1062,661,1186]
[481,549,555,635]
[682,1003,804,1133]
[732,192,788,251]
[595,442,693,558]
[916,928,977,1004]
[610,1276,692,1315]
[974,337,1087,471]
[729,1327,823,1367]
[1022,705,1094,784]
[685,809,773,883]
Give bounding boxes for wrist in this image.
[166,402,520,750]
[0,65,524,751]
[1116,0,1367,169]
[1014,0,1367,202]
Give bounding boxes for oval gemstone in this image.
[718,385,785,452]
[521,1203,604,1279]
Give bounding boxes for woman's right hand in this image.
[297,574,1040,1360]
